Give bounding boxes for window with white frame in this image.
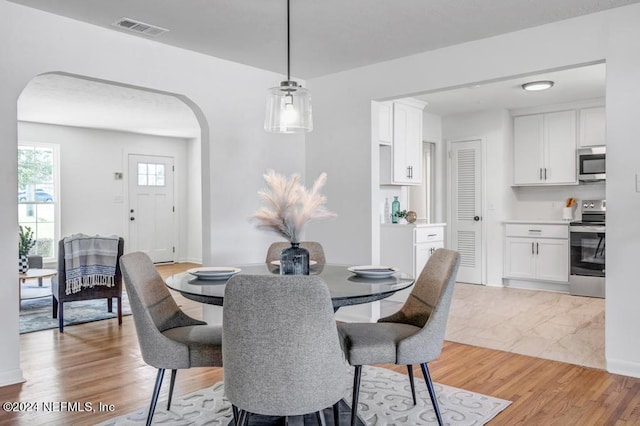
[18,143,59,261]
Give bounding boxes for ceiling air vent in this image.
[112,18,169,37]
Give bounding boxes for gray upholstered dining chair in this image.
[265,241,327,264]
[223,274,348,425]
[338,248,460,426]
[119,252,223,426]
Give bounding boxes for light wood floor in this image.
[1,263,639,425]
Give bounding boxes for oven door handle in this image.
[570,226,605,233]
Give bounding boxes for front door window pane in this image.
[137,162,166,187]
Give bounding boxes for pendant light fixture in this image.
[264,0,313,133]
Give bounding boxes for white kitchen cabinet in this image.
[379,99,426,186]
[378,101,393,145]
[381,224,446,302]
[513,110,577,185]
[503,223,569,283]
[579,106,606,147]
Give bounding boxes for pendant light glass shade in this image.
[265,80,313,133]
[264,0,313,133]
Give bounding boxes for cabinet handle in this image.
[544,168,547,180]
[536,242,539,255]
[540,168,542,180]
[531,242,535,255]
[407,166,411,178]
[528,229,542,233]
[428,234,437,237]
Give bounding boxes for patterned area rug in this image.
[98,366,511,425]
[19,285,131,334]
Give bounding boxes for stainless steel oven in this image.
[569,200,605,298]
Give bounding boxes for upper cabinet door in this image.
[513,114,544,185]
[579,106,606,147]
[544,110,577,184]
[391,102,423,185]
[378,102,393,145]
[513,110,577,186]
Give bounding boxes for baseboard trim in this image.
[0,368,25,387]
[503,279,569,294]
[607,357,640,378]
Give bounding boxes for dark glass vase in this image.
[280,243,310,275]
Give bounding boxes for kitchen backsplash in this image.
[512,183,605,220]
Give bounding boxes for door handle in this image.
[473,216,480,221]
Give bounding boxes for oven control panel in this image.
[582,199,606,213]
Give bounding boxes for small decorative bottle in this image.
[391,196,400,224]
[384,198,390,224]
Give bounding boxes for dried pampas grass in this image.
[252,170,336,243]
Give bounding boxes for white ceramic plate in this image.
[270,260,318,267]
[347,265,399,278]
[187,266,241,280]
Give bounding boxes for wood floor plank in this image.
[1,263,639,425]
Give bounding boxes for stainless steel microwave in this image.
[578,147,606,182]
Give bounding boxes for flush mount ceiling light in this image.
[264,0,313,133]
[521,80,555,91]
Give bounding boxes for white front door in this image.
[449,139,483,284]
[128,154,175,263]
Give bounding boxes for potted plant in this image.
[19,225,36,273]
[394,210,409,224]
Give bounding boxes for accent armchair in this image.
[51,236,124,332]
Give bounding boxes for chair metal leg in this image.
[117,296,123,325]
[147,368,165,426]
[237,409,249,426]
[167,369,177,410]
[232,404,239,424]
[350,365,362,426]
[420,363,443,426]
[407,364,417,405]
[333,401,340,426]
[58,302,64,333]
[316,410,327,426]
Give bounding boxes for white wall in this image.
[442,109,513,286]
[19,122,198,262]
[0,1,304,386]
[306,4,640,377]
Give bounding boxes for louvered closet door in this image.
[450,140,482,284]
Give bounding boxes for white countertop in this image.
[502,219,570,225]
[381,221,446,228]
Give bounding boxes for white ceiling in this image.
[8,0,640,79]
[13,1,619,136]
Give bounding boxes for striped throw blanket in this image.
[64,234,119,295]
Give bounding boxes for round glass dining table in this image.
[166,263,414,312]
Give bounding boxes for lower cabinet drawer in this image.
[415,227,444,243]
[504,224,568,239]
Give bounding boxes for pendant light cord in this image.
[287,0,291,81]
